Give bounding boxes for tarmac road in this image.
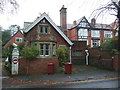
[8,78,119,88]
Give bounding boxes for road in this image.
[9,78,119,88]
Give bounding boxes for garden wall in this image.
[19,58,59,74]
[89,48,120,71]
[89,48,113,70]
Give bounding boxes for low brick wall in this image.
[89,48,113,70]
[112,55,120,71]
[89,48,120,71]
[19,58,59,74]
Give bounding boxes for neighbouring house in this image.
[3,30,24,48]
[68,16,115,47]
[19,12,73,73]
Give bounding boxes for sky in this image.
[0,0,117,29]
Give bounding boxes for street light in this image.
[85,48,89,65]
[112,0,120,51]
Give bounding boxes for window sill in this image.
[37,56,57,59]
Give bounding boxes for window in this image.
[92,39,100,47]
[72,50,82,56]
[40,44,44,56]
[104,31,112,38]
[78,29,88,41]
[39,25,49,34]
[40,44,50,56]
[52,44,56,55]
[45,44,50,56]
[91,30,100,37]
[40,43,56,57]
[16,37,22,42]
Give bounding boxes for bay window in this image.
[39,42,56,57]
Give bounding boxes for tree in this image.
[9,25,20,36]
[2,30,11,45]
[0,0,19,13]
[91,0,120,52]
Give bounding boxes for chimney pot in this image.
[73,20,77,26]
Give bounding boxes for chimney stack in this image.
[60,5,67,30]
[91,18,96,27]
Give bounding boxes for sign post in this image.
[12,47,19,75]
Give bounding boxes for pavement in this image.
[15,65,119,81]
[2,62,120,88]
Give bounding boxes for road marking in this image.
[50,76,120,85]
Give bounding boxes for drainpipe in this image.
[85,49,89,65]
[69,46,72,63]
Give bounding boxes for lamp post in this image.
[85,49,89,65]
[112,0,120,51]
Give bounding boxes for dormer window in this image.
[39,25,49,34]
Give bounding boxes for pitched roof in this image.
[3,30,23,47]
[77,16,92,28]
[24,12,73,46]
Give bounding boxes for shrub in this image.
[22,45,39,60]
[2,44,14,62]
[17,42,26,56]
[57,46,69,67]
[101,36,118,50]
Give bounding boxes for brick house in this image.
[68,17,115,47]
[3,30,24,48]
[19,12,73,73]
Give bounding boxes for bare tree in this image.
[92,1,117,19]
[0,0,19,13]
[91,0,120,51]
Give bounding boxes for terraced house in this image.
[68,17,115,47]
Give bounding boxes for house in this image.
[19,11,73,73]
[68,17,115,47]
[3,30,24,48]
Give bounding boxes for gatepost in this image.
[12,47,19,75]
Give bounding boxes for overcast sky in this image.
[0,0,116,29]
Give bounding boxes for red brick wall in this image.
[25,18,70,48]
[89,48,120,70]
[68,28,77,40]
[112,55,120,71]
[19,58,59,73]
[68,29,115,47]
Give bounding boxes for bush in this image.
[57,46,69,67]
[22,45,39,60]
[2,44,14,62]
[17,42,26,56]
[101,36,118,51]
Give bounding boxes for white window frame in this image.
[78,29,88,37]
[91,30,100,37]
[104,31,112,38]
[91,39,100,47]
[15,37,22,43]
